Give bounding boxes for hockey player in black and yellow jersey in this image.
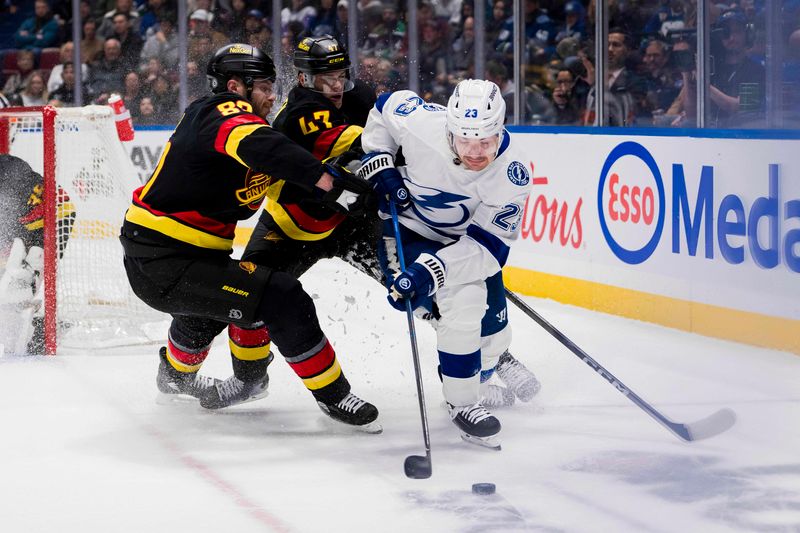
[0,154,75,355]
[243,34,383,282]
[120,43,381,432]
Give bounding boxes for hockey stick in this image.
[389,201,432,478]
[504,289,736,442]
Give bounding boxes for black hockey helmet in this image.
[293,35,351,75]
[207,43,276,94]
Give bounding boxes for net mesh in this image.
[2,106,168,350]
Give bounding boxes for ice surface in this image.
[1,258,798,533]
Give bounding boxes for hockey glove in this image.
[321,162,375,215]
[388,253,446,312]
[358,152,410,212]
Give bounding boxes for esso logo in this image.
[598,142,665,265]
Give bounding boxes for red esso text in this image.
[607,172,655,224]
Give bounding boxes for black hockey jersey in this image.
[123,91,326,252]
[0,154,74,257]
[263,80,375,241]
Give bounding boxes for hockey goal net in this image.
[0,105,167,354]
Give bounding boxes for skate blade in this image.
[155,391,200,405]
[202,390,269,410]
[355,420,383,434]
[460,432,501,450]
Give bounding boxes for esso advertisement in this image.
[598,142,664,265]
[507,132,799,320]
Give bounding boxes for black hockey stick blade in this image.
[504,288,737,443]
[404,454,432,479]
[670,407,737,442]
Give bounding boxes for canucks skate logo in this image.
[506,161,529,186]
[236,170,272,209]
[409,181,470,228]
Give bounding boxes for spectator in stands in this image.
[140,56,166,94]
[14,0,61,50]
[185,60,207,103]
[140,12,179,69]
[309,0,338,37]
[418,19,452,103]
[335,0,351,45]
[10,70,48,106]
[282,0,318,32]
[644,0,688,38]
[2,49,36,98]
[362,1,405,61]
[109,12,144,72]
[148,74,178,123]
[587,27,646,126]
[98,0,141,39]
[709,9,766,127]
[660,38,695,126]
[242,9,271,47]
[81,18,106,64]
[555,1,587,43]
[189,8,228,49]
[216,0,249,42]
[432,0,464,28]
[188,32,216,67]
[138,0,170,39]
[246,22,273,50]
[47,41,89,93]
[550,63,584,124]
[2,1,19,15]
[641,38,681,121]
[49,61,93,106]
[121,70,143,118]
[486,0,508,44]
[450,15,475,81]
[88,38,126,100]
[494,0,557,58]
[486,59,555,124]
[135,96,159,125]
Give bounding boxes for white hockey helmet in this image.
[446,79,506,140]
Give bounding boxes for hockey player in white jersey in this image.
[359,79,538,448]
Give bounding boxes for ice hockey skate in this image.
[317,392,382,433]
[199,352,274,409]
[496,351,541,402]
[448,402,502,450]
[156,347,222,402]
[480,382,516,408]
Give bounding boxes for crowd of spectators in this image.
[0,0,797,128]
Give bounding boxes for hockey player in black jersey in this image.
[0,154,75,355]
[242,34,382,280]
[119,43,381,432]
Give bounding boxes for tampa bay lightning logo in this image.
[408,180,471,228]
[398,278,412,290]
[397,188,408,201]
[507,161,530,186]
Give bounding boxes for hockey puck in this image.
[471,483,496,495]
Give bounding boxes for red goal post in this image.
[0,105,167,354]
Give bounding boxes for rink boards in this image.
[129,126,800,354]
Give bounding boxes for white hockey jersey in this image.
[361,90,533,287]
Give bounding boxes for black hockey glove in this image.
[358,152,410,213]
[320,161,375,215]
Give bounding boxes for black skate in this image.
[496,351,541,402]
[317,392,382,433]
[448,402,502,450]
[480,382,516,408]
[157,347,221,401]
[199,352,274,410]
